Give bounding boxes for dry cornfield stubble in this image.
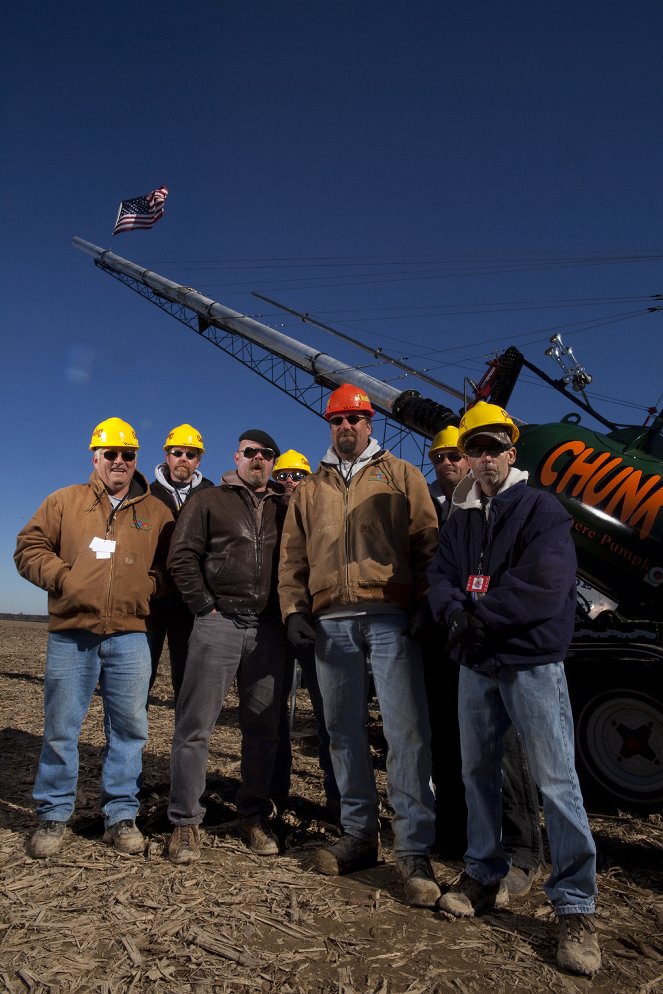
[0,619,662,994]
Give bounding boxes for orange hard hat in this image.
[324,384,375,419]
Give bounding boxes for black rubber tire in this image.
[566,660,663,814]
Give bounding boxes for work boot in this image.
[103,819,145,855]
[313,833,381,876]
[505,863,542,897]
[438,871,502,917]
[239,820,279,856]
[396,855,442,907]
[495,879,510,909]
[29,820,66,859]
[168,825,201,865]
[557,914,601,977]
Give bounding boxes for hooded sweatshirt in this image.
[150,462,214,516]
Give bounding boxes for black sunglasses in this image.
[329,414,365,426]
[275,470,306,482]
[465,443,510,458]
[169,449,199,459]
[432,451,463,465]
[240,446,276,460]
[102,450,136,462]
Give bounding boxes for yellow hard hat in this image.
[273,449,311,476]
[429,426,460,456]
[164,423,205,453]
[457,401,520,452]
[89,417,139,451]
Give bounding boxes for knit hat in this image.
[238,429,280,457]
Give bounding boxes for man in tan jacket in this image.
[279,384,441,908]
[14,418,173,859]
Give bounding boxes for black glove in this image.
[401,601,432,641]
[446,610,488,652]
[286,612,316,649]
[446,609,469,651]
[465,612,488,650]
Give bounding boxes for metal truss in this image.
[96,262,434,474]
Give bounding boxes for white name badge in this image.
[89,537,116,559]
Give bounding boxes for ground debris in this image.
[1,620,662,994]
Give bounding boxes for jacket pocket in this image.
[114,552,154,618]
[203,553,231,587]
[57,553,106,615]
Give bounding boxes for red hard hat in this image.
[324,384,375,419]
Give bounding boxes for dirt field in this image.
[1,619,662,994]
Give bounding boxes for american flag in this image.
[112,186,169,235]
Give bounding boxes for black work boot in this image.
[438,871,502,917]
[313,833,381,875]
[396,854,442,907]
[29,821,66,859]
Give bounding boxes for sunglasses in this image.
[275,470,306,482]
[432,451,463,465]
[465,443,510,458]
[329,414,366,427]
[102,450,136,462]
[169,449,199,460]
[240,446,276,460]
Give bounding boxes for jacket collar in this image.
[220,469,285,498]
[452,466,529,511]
[321,436,384,476]
[90,468,149,502]
[154,461,204,493]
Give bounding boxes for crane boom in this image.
[72,237,457,439]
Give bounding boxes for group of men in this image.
[14,388,600,978]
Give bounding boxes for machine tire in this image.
[567,661,663,814]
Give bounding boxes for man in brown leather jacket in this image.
[166,429,288,864]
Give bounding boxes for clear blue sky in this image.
[3,1,662,613]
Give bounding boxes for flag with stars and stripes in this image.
[112,186,168,235]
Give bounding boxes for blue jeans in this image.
[315,613,435,856]
[34,630,151,827]
[458,662,597,915]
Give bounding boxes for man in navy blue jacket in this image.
[427,402,600,979]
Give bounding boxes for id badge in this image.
[89,537,116,560]
[466,574,490,594]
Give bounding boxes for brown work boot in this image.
[103,819,145,855]
[438,871,502,917]
[505,863,542,897]
[495,879,510,909]
[557,914,601,977]
[396,855,442,907]
[239,819,279,856]
[313,833,382,875]
[168,824,201,865]
[29,820,66,859]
